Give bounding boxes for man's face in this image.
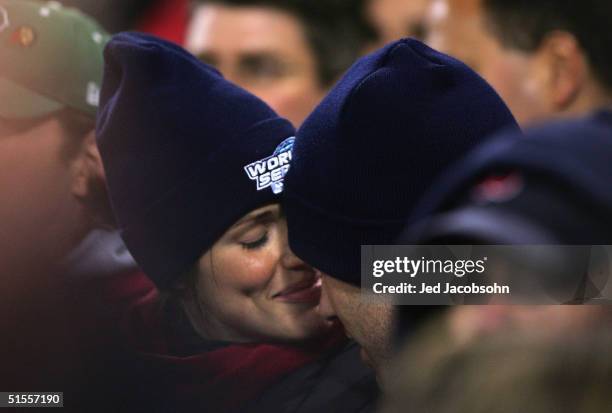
[318,273,394,373]
[186,4,326,127]
[424,0,550,125]
[0,116,85,275]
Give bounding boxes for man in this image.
[381,112,612,413]
[283,38,518,377]
[185,0,377,126]
[0,0,140,279]
[1,0,103,276]
[397,109,612,346]
[419,0,612,353]
[424,0,612,125]
[0,0,150,398]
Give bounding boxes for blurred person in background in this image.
[0,0,112,278]
[0,0,154,302]
[283,38,518,386]
[423,0,612,126]
[0,1,154,407]
[366,0,430,45]
[0,0,152,323]
[185,0,378,126]
[415,0,612,370]
[381,325,612,413]
[398,108,612,347]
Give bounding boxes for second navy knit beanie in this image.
[284,38,519,284]
[404,109,612,245]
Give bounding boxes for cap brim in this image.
[0,77,63,119]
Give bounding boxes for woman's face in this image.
[186,204,332,343]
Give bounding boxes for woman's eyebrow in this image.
[230,210,277,231]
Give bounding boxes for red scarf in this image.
[137,335,344,411]
[107,273,345,411]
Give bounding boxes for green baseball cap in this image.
[0,0,109,119]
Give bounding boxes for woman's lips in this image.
[273,277,322,303]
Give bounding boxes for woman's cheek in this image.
[223,245,279,292]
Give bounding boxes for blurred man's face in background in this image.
[0,116,88,275]
[422,0,612,346]
[424,0,549,125]
[186,4,326,127]
[367,0,430,45]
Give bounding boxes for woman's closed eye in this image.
[226,207,279,250]
[240,231,269,250]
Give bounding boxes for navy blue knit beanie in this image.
[284,39,519,284]
[96,33,295,289]
[403,109,612,245]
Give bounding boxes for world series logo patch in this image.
[244,137,295,194]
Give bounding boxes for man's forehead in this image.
[425,0,487,57]
[186,4,306,54]
[428,0,482,22]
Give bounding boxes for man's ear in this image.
[71,130,104,199]
[538,31,586,110]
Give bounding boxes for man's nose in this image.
[317,277,338,321]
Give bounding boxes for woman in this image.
[96,33,376,412]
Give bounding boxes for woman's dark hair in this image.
[483,0,612,93]
[192,0,378,86]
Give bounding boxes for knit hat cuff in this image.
[284,192,404,285]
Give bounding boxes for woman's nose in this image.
[278,217,311,270]
[280,244,310,270]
